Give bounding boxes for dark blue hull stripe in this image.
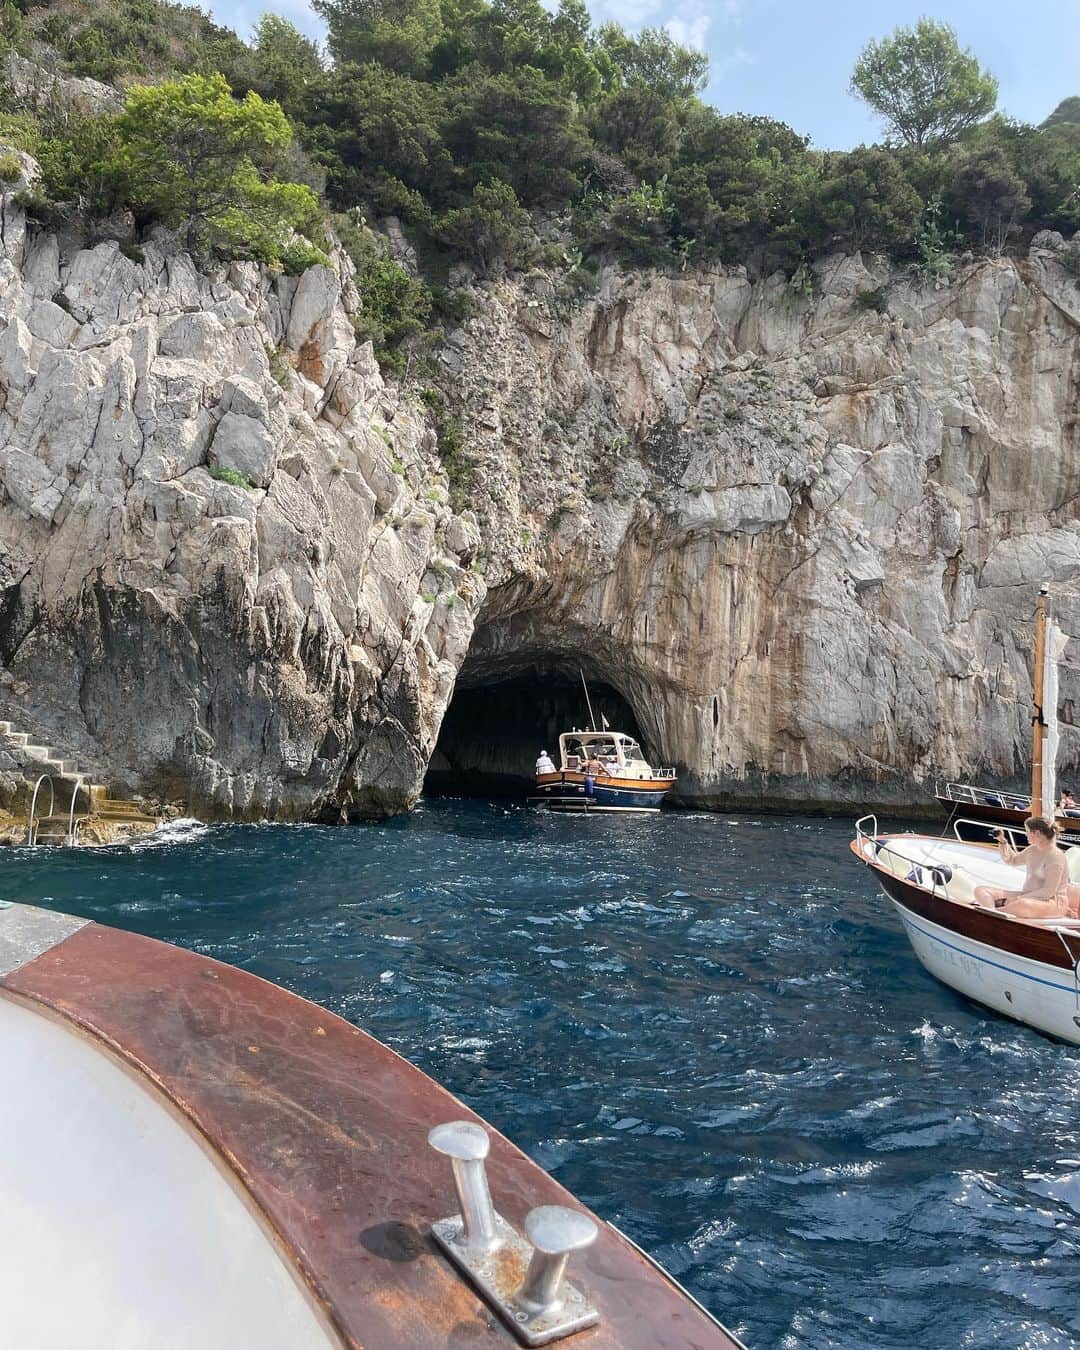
[894,904,1078,994]
[535,785,666,810]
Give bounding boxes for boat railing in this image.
[951,816,1029,850]
[854,815,956,901]
[939,780,1031,810]
[557,761,677,780]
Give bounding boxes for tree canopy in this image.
[2,2,1078,297]
[114,74,323,260]
[851,19,998,148]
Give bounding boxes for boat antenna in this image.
[580,669,598,731]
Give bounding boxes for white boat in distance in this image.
[531,729,677,813]
[851,817,1080,1043]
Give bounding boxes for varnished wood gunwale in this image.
[934,795,1080,830]
[0,912,736,1350]
[536,771,673,793]
[935,795,1030,828]
[849,837,1078,969]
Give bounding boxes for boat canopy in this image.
[558,730,651,770]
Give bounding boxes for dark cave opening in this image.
[425,666,646,798]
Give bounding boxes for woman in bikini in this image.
[972,817,1071,918]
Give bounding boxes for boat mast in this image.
[1031,584,1049,816]
[580,669,598,732]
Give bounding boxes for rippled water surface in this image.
[5,801,1080,1348]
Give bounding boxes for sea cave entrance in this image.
[426,664,645,799]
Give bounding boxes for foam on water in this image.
[129,817,210,849]
[3,799,1079,1348]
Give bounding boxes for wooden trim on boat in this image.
[536,772,673,793]
[0,906,737,1349]
[934,795,1027,826]
[934,795,1080,831]
[849,838,1077,970]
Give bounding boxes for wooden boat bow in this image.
[0,902,739,1349]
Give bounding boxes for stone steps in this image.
[2,715,95,780]
[1,714,162,845]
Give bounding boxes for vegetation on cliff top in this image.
[0,4,1077,328]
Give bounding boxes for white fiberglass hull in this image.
[889,896,1080,1044]
[0,995,336,1350]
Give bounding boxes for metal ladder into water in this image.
[26,774,91,848]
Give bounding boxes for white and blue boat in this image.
[852,817,1080,1043]
[532,729,677,814]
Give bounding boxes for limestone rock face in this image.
[0,175,480,820]
[444,250,1080,809]
[1,147,1079,816]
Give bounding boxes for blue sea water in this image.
[4,799,1080,1349]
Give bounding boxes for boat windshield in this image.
[558,731,657,771]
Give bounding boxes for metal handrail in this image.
[951,816,1029,849]
[66,774,89,847]
[26,774,54,847]
[940,780,1031,810]
[855,815,966,903]
[858,815,1009,901]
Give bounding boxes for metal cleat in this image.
[428,1122,600,1345]
[427,1119,503,1255]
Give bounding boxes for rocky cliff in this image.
[440,243,1080,810]
[0,153,480,819]
[1,148,1079,818]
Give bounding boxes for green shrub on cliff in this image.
[815,147,924,254]
[4,68,326,269]
[946,146,1031,254]
[32,109,128,221]
[113,74,324,261]
[6,0,1080,293]
[434,179,532,275]
[22,0,251,85]
[336,209,433,370]
[209,464,255,489]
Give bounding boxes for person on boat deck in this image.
[1059,787,1078,815]
[535,749,556,775]
[582,753,605,793]
[972,817,1071,918]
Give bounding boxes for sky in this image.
[208,0,1080,150]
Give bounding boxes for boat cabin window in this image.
[559,731,660,767]
[561,734,625,765]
